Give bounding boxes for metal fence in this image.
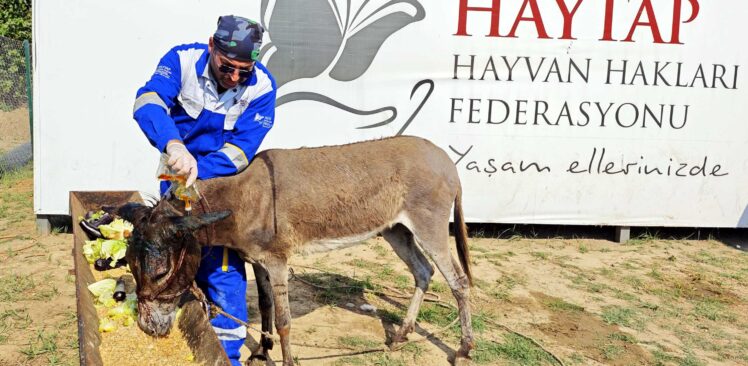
[0,35,32,175]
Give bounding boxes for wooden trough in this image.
[70,191,229,365]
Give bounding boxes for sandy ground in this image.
[0,108,30,153]
[0,167,747,365]
[238,235,748,366]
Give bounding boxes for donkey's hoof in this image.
[245,355,266,366]
[261,336,274,351]
[389,338,408,351]
[248,354,268,362]
[453,355,472,366]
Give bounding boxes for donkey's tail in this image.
[453,187,473,286]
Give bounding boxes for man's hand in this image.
[166,141,198,187]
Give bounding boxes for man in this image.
[132,15,276,365]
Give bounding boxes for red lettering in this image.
[600,0,616,41]
[452,0,699,45]
[507,0,550,39]
[454,0,501,37]
[623,0,664,43]
[556,0,584,40]
[670,0,700,44]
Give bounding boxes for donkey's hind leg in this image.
[265,258,295,366]
[382,224,434,346]
[249,263,274,361]
[411,217,474,363]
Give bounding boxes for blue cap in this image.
[213,15,264,62]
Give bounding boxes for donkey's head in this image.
[115,200,231,337]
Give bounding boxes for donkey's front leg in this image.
[250,263,274,361]
[265,259,294,366]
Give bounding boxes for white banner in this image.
[34,0,748,227]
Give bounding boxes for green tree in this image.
[0,0,31,40]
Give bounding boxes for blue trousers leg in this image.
[196,246,247,366]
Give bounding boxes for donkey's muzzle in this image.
[137,300,177,337]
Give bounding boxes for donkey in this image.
[117,136,475,365]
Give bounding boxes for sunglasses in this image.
[218,63,253,78]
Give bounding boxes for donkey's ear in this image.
[170,210,232,232]
[104,202,146,222]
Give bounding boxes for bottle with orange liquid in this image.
[156,154,201,212]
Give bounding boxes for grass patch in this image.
[473,334,555,365]
[578,243,588,253]
[693,299,734,322]
[719,270,744,280]
[531,251,550,260]
[393,274,410,290]
[338,335,379,350]
[334,356,367,365]
[598,267,615,278]
[601,306,638,328]
[429,281,447,294]
[469,243,489,253]
[473,278,493,292]
[568,273,610,294]
[639,301,660,312]
[294,272,375,304]
[601,343,624,360]
[470,312,488,334]
[0,165,33,221]
[0,164,33,187]
[490,288,510,301]
[348,258,375,269]
[0,308,32,344]
[378,308,404,324]
[691,250,727,267]
[477,250,516,262]
[674,327,728,356]
[628,230,661,245]
[371,243,389,257]
[418,305,487,336]
[500,273,526,288]
[371,353,407,366]
[19,329,60,360]
[622,275,644,290]
[417,304,457,327]
[608,332,637,343]
[613,289,638,302]
[0,274,59,302]
[377,266,395,278]
[679,353,706,366]
[489,273,526,300]
[334,353,406,366]
[544,298,584,312]
[586,282,609,294]
[648,267,664,280]
[620,260,640,270]
[399,342,425,361]
[652,349,681,366]
[568,353,585,364]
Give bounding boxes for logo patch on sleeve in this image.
[155,65,172,79]
[254,113,273,128]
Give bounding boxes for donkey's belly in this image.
[299,211,414,255]
[301,229,380,255]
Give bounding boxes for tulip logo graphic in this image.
[259,0,433,135]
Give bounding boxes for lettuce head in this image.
[98,219,134,240]
[88,278,116,306]
[100,240,127,267]
[82,239,104,264]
